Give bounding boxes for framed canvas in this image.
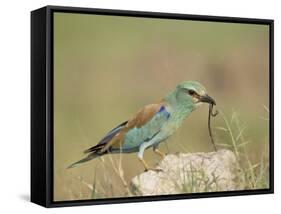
[31,5,274,207]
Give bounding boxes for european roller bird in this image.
[68,81,216,171]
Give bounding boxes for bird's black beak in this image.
[200,94,216,105]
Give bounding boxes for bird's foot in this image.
[139,157,164,172]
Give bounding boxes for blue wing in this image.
[84,105,170,154]
[83,120,128,154]
[120,106,170,151]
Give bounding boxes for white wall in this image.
[0,0,279,213]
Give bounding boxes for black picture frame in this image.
[31,5,274,208]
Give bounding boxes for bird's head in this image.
[169,81,216,110]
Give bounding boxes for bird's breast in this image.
[164,107,192,134]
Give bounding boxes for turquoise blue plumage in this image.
[68,81,216,171]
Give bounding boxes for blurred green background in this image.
[53,12,269,201]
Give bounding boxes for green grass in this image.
[215,110,269,190]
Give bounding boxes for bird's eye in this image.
[188,89,196,96]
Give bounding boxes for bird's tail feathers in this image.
[67,154,99,169]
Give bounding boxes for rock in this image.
[130,149,241,196]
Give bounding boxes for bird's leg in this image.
[138,157,151,171]
[138,141,163,172]
[138,158,163,172]
[153,148,166,160]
